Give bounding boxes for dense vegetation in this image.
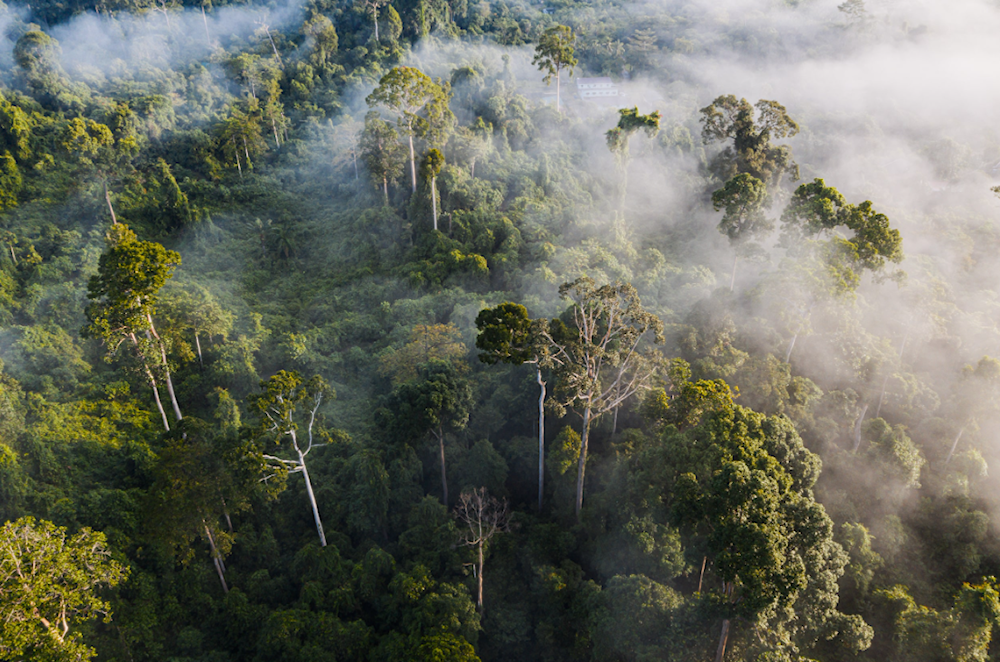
[2,0,1000,660]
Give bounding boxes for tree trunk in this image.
[437,426,449,505]
[714,619,731,662]
[373,12,379,41]
[575,407,592,520]
[195,331,204,368]
[537,367,546,512]
[730,253,738,292]
[431,175,438,231]
[784,333,798,363]
[612,405,619,436]
[147,367,170,432]
[104,181,118,225]
[235,151,243,178]
[698,555,707,592]
[556,67,561,112]
[470,159,476,179]
[354,151,359,180]
[409,134,417,193]
[297,448,327,547]
[271,117,280,149]
[477,541,484,610]
[242,135,250,165]
[201,5,210,44]
[852,403,869,453]
[147,318,182,422]
[383,177,389,205]
[204,525,229,593]
[945,426,966,465]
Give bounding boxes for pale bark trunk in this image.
[373,12,379,41]
[271,117,280,149]
[852,403,869,452]
[431,175,438,231]
[575,407,592,520]
[148,317,182,422]
[201,5,210,44]
[147,368,170,432]
[556,67,561,112]
[945,427,966,465]
[715,619,731,662]
[297,447,327,546]
[784,333,798,363]
[730,253,738,292]
[437,426,449,505]
[698,555,707,592]
[104,181,118,225]
[383,177,389,205]
[477,542,484,610]
[354,151,360,180]
[409,134,417,193]
[235,151,243,178]
[243,135,250,164]
[194,331,203,368]
[537,368,546,511]
[204,525,229,593]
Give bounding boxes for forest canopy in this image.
[1,0,1000,660]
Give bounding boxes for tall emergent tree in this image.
[606,106,661,216]
[360,110,406,204]
[455,487,509,612]
[366,66,454,194]
[476,302,554,510]
[700,95,800,190]
[250,370,334,547]
[422,148,444,231]
[533,25,578,113]
[0,517,128,661]
[83,224,183,431]
[711,172,769,291]
[546,278,663,519]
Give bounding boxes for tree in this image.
[533,25,578,113]
[250,370,334,547]
[422,148,444,231]
[360,111,406,204]
[0,517,128,661]
[781,178,903,275]
[366,67,454,193]
[476,302,553,510]
[545,278,664,519]
[455,487,509,611]
[606,107,661,217]
[711,172,769,291]
[83,224,182,431]
[700,95,799,192]
[380,360,473,505]
[359,0,390,41]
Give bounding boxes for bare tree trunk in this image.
[221,497,233,532]
[437,426,449,505]
[271,117,281,149]
[194,331,204,368]
[852,403,869,452]
[698,555,707,592]
[470,159,476,179]
[104,181,118,225]
[243,135,250,165]
[408,134,417,193]
[147,367,170,432]
[556,68,561,112]
[354,150,359,180]
[945,426,966,465]
[784,333,798,363]
[431,175,438,231]
[147,317,182,422]
[383,177,389,205]
[373,11,379,41]
[575,407,592,520]
[235,151,243,178]
[203,525,229,593]
[537,368,546,511]
[201,5,210,44]
[477,541,484,610]
[297,448,327,546]
[730,254,738,292]
[715,619,731,662]
[612,405,619,435]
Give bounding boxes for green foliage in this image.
[0,517,127,661]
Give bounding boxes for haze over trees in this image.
[1,0,1000,660]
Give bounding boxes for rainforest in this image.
[1,0,1000,660]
